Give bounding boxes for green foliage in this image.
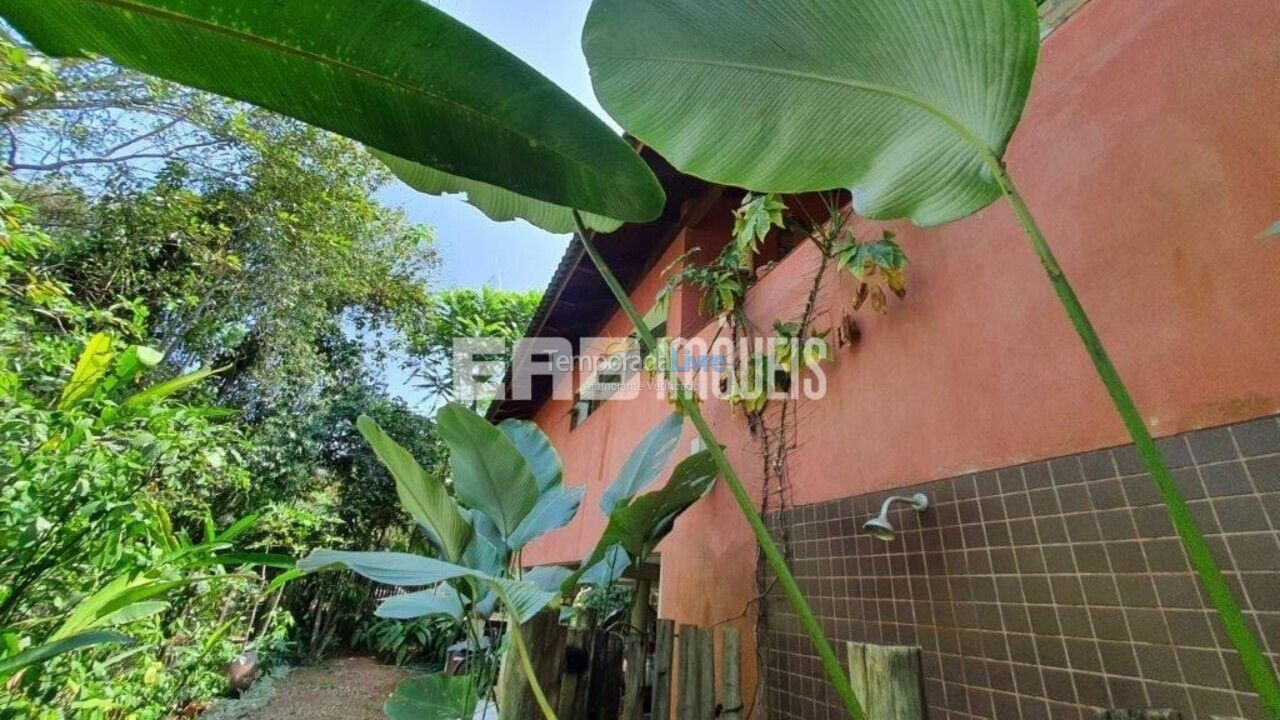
[569,451,717,593]
[733,193,787,261]
[373,150,624,235]
[358,415,472,564]
[405,287,542,405]
[835,231,908,314]
[656,243,750,320]
[384,672,480,720]
[599,413,684,516]
[299,405,580,624]
[436,404,540,540]
[1,49,459,716]
[298,404,717,720]
[352,614,461,668]
[0,230,296,717]
[0,0,664,223]
[582,0,1039,226]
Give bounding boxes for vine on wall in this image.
[650,191,912,711]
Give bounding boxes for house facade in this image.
[488,0,1280,717]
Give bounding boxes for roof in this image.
[486,147,716,422]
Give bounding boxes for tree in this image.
[404,287,541,405]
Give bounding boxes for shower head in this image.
[862,493,930,541]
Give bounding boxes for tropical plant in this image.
[352,614,462,668]
[578,0,1280,716]
[0,197,309,718]
[299,405,715,720]
[404,287,542,407]
[298,404,584,720]
[562,413,717,720]
[383,672,482,720]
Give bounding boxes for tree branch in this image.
[11,139,226,173]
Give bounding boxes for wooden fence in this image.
[497,617,1184,720]
[498,614,743,720]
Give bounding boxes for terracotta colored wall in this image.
[524,0,1280,714]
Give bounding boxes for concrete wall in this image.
[523,0,1280,715]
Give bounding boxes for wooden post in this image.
[499,611,568,720]
[719,627,742,720]
[652,620,675,720]
[555,629,588,720]
[586,629,625,720]
[696,626,714,720]
[848,642,868,711]
[677,625,699,720]
[846,642,924,720]
[621,578,652,720]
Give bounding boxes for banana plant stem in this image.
[993,167,1280,720]
[573,212,867,720]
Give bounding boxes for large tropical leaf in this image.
[52,573,214,641]
[298,549,554,622]
[566,451,716,592]
[358,415,472,563]
[523,565,575,593]
[0,0,664,223]
[0,630,133,678]
[119,365,216,411]
[464,511,508,577]
[507,485,585,552]
[374,151,624,235]
[599,413,684,515]
[582,0,1040,226]
[298,550,463,587]
[57,332,113,410]
[581,546,631,585]
[603,450,717,558]
[436,404,538,539]
[498,419,564,491]
[385,673,478,720]
[376,586,465,621]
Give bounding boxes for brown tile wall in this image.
[760,416,1280,720]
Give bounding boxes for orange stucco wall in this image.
[523,0,1280,714]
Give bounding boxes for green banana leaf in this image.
[436,403,538,539]
[0,630,133,678]
[384,673,479,720]
[506,485,585,552]
[582,0,1040,226]
[375,586,465,621]
[599,412,684,514]
[601,450,717,559]
[374,151,624,235]
[358,415,472,563]
[498,418,565,491]
[0,0,664,223]
[566,450,716,592]
[51,574,216,641]
[119,365,216,411]
[298,549,554,622]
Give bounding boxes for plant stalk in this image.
[573,212,866,720]
[993,167,1280,720]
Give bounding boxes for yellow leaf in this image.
[57,334,115,411]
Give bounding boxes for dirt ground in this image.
[208,655,411,720]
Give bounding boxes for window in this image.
[569,314,663,430]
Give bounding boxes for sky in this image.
[377,0,607,293]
